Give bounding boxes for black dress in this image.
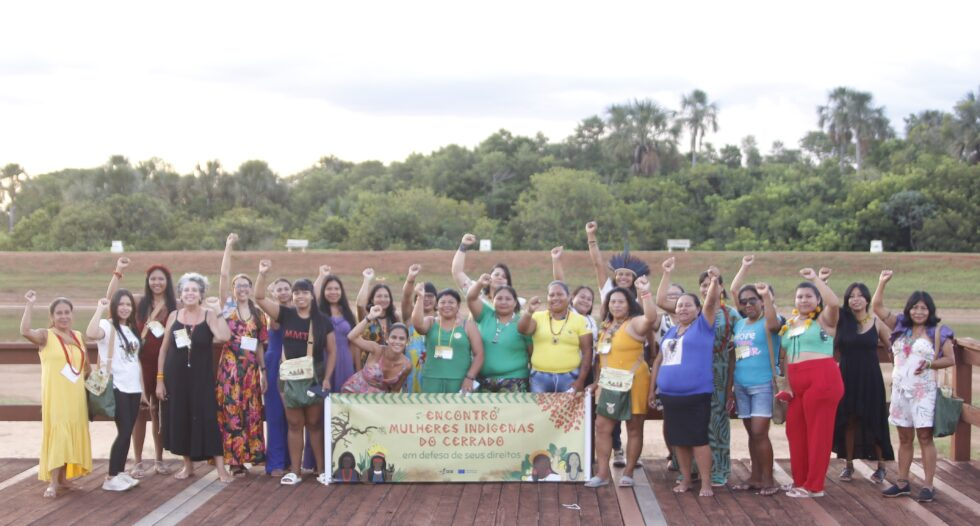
[162,316,223,460]
[832,313,894,461]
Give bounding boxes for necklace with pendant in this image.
[549,310,570,344]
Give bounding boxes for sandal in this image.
[870,466,887,484]
[43,487,58,498]
[758,486,780,496]
[779,483,795,492]
[618,476,634,487]
[129,461,147,479]
[155,460,171,475]
[730,483,761,491]
[316,473,331,486]
[280,472,301,486]
[839,466,854,481]
[786,487,825,498]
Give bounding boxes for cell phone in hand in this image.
[306,385,330,399]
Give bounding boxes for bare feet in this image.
[217,469,234,483]
[154,460,171,475]
[673,483,690,494]
[699,486,714,497]
[174,466,193,480]
[43,486,58,498]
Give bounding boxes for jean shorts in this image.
[529,369,579,393]
[734,382,773,419]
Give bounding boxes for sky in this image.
[2,1,978,177]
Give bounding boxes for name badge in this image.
[147,321,165,338]
[597,343,612,355]
[61,363,80,383]
[434,345,454,360]
[240,336,258,352]
[787,325,806,338]
[174,328,191,349]
[735,344,752,360]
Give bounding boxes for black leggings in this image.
[110,389,141,476]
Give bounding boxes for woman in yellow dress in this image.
[20,290,92,498]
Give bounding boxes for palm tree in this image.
[1,163,26,233]
[605,99,680,176]
[680,90,720,167]
[817,87,854,172]
[951,87,980,164]
[817,87,893,172]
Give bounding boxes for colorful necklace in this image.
[548,310,571,344]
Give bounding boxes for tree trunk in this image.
[854,135,863,171]
[690,131,698,168]
[7,203,14,233]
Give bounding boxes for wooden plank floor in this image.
[2,456,978,525]
[0,459,628,525]
[644,457,980,526]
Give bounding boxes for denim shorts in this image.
[734,382,773,419]
[529,369,580,393]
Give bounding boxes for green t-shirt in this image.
[475,305,531,379]
[422,319,473,380]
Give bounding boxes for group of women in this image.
[21,226,957,503]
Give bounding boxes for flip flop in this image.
[43,487,58,498]
[280,472,301,486]
[730,483,761,491]
[619,476,634,487]
[155,461,172,475]
[758,486,780,496]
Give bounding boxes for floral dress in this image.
[889,334,939,429]
[216,308,268,466]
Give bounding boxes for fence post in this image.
[951,341,973,461]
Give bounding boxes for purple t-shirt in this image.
[889,313,954,358]
[657,313,714,396]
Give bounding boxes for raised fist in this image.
[258,260,272,274]
[115,257,130,272]
[97,298,110,309]
[407,264,422,278]
[799,268,817,280]
[362,268,375,280]
[741,255,754,267]
[635,276,651,293]
[585,222,597,235]
[661,257,676,273]
[550,246,563,260]
[226,233,238,246]
[478,273,493,286]
[879,270,893,283]
[25,290,37,304]
[460,233,477,247]
[526,296,543,313]
[319,265,331,278]
[368,304,384,321]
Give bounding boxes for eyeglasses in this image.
[234,284,252,289]
[739,298,760,306]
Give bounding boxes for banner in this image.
[326,392,591,483]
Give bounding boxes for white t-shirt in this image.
[96,319,143,394]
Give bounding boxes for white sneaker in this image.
[102,474,132,492]
[118,472,140,488]
[613,449,626,468]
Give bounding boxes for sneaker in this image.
[870,466,887,484]
[882,481,911,498]
[839,466,853,481]
[916,487,935,503]
[118,472,140,488]
[584,476,609,488]
[612,449,626,468]
[102,474,132,492]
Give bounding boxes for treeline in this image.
[1,86,979,252]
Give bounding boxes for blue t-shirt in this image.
[732,317,781,386]
[657,313,714,396]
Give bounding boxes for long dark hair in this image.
[231,274,264,334]
[484,263,514,296]
[110,289,139,351]
[903,291,941,327]
[138,265,177,323]
[368,283,399,326]
[320,275,357,328]
[842,282,871,318]
[601,287,642,322]
[795,282,824,311]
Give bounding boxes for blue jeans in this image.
[529,369,580,393]
[734,382,773,419]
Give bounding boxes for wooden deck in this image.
[0,458,635,525]
[644,456,980,526]
[1,455,979,525]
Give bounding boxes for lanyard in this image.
[55,331,85,376]
[436,319,458,348]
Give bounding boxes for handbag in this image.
[932,324,962,438]
[279,318,319,409]
[596,354,644,421]
[765,324,787,425]
[86,325,117,419]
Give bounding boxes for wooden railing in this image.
[1,339,977,460]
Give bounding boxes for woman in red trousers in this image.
[778,267,843,498]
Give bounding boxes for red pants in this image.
[786,358,844,493]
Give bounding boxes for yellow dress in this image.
[38,329,92,481]
[604,327,651,415]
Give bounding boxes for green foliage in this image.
[4,87,980,252]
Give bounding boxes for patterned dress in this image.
[701,304,740,485]
[216,308,268,467]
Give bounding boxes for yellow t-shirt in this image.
[530,310,591,373]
